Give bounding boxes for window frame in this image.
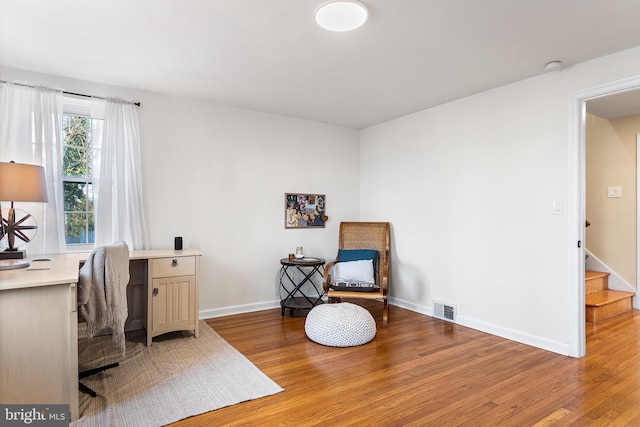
[62,96,99,252]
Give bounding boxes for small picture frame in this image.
[285,193,326,228]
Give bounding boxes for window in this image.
[62,114,97,245]
[62,97,103,247]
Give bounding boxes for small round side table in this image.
[279,257,325,316]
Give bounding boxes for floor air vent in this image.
[434,301,457,322]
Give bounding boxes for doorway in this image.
[570,76,640,357]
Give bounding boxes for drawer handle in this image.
[153,288,158,296]
[172,259,178,267]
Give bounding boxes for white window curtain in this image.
[0,82,66,255]
[92,98,149,250]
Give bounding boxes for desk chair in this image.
[77,241,130,397]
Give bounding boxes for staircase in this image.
[585,270,635,323]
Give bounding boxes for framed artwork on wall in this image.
[285,193,327,228]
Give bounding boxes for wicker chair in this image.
[322,222,390,327]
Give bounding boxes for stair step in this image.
[585,290,634,306]
[585,290,635,323]
[585,270,610,294]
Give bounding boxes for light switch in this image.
[608,187,622,198]
[552,200,564,215]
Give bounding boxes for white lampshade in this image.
[0,162,48,261]
[0,162,48,203]
[315,1,369,32]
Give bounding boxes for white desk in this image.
[0,253,80,420]
[0,249,201,422]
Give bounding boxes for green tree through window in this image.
[63,114,98,244]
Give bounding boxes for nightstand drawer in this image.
[151,256,196,278]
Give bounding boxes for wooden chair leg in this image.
[382,298,389,328]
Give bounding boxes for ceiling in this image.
[586,89,640,120]
[1,0,640,129]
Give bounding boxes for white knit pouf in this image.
[305,302,376,347]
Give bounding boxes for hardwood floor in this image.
[170,301,640,426]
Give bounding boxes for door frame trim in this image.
[636,133,640,308]
[569,75,640,357]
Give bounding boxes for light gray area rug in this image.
[72,321,283,426]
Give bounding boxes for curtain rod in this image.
[0,80,141,107]
[63,90,141,107]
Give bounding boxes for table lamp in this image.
[0,161,48,265]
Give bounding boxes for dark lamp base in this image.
[0,249,26,260]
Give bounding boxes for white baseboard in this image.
[195,296,571,356]
[199,300,281,319]
[389,296,570,356]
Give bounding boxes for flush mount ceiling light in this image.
[545,60,563,72]
[315,1,369,32]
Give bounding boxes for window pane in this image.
[63,115,90,148]
[64,212,95,245]
[63,182,88,211]
[63,115,93,177]
[63,146,88,177]
[87,212,95,244]
[65,213,88,244]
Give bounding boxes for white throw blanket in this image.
[78,241,130,354]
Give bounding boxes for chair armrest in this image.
[322,259,338,293]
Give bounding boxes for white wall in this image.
[139,94,360,316]
[6,44,640,356]
[359,45,640,355]
[0,66,361,317]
